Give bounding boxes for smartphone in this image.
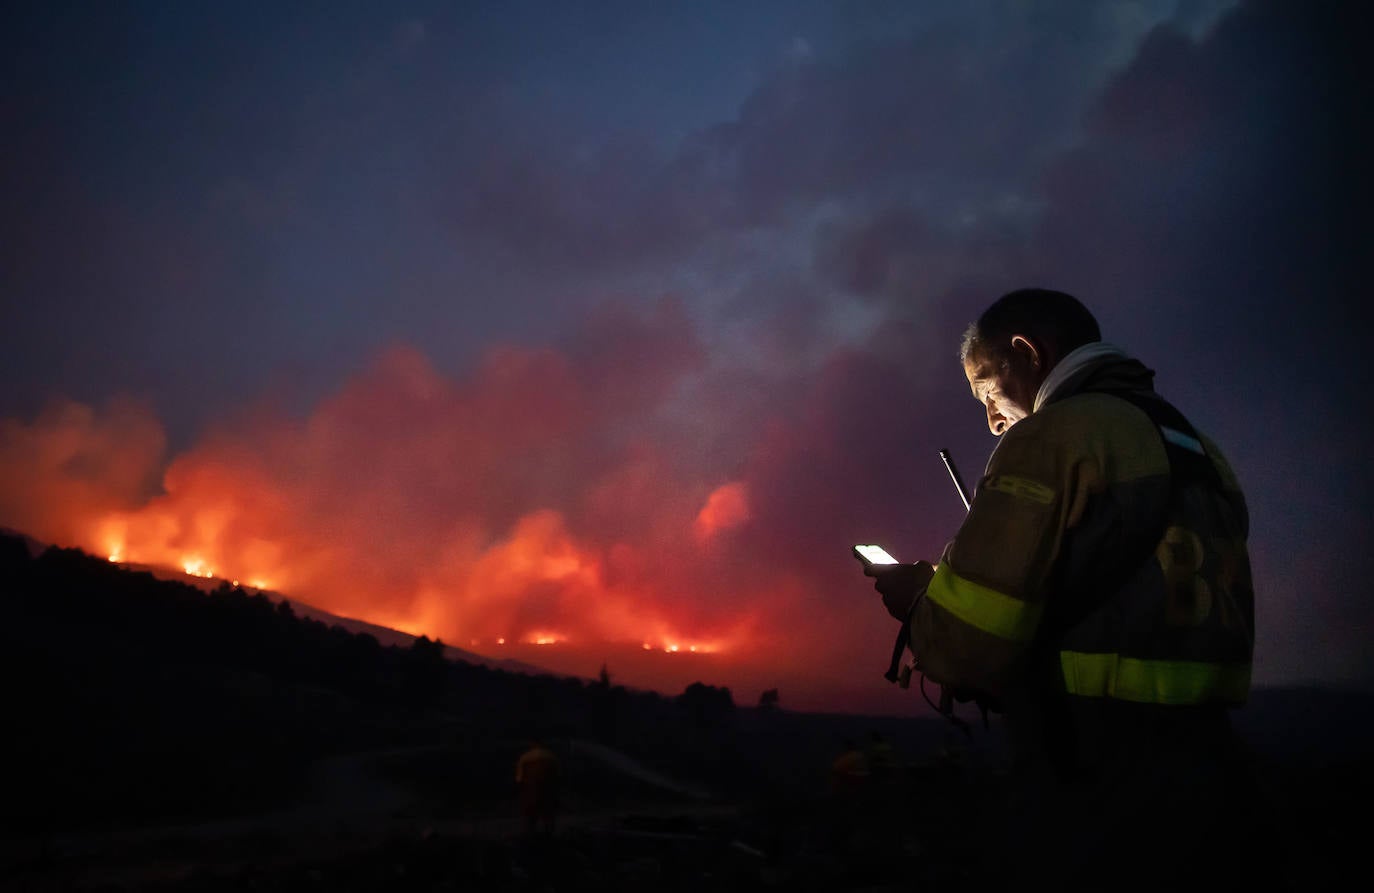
[852,543,900,568]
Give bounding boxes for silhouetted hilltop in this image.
[0,533,959,839]
[0,522,545,678]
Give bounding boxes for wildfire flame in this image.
[181,557,215,578]
[0,336,810,704]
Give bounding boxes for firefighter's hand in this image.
[869,560,936,621]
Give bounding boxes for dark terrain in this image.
[1,533,1368,891]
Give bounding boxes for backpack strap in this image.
[1095,389,1222,491]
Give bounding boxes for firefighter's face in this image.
[963,337,1043,436]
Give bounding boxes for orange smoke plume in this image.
[695,482,750,541]
[1,305,783,690]
[0,303,934,715]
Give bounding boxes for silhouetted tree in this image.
[404,635,448,706]
[758,688,780,712]
[677,681,735,729]
[410,634,444,661]
[0,533,30,574]
[591,663,623,743]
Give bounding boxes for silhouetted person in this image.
[862,730,905,849]
[829,738,869,796]
[935,728,969,773]
[824,737,870,856]
[868,289,1278,889]
[864,730,896,778]
[514,737,560,837]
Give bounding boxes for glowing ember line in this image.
[181,557,215,578]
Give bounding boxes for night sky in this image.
[2,0,1368,716]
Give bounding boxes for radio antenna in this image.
[938,448,972,512]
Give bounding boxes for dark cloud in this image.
[438,3,1179,277]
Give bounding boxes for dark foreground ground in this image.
[2,719,1369,893]
[0,748,999,893]
[3,545,1369,891]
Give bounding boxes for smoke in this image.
[3,298,929,708]
[0,396,166,550]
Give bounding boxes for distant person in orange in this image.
[827,738,871,849]
[515,736,560,836]
[829,738,869,796]
[865,730,897,779]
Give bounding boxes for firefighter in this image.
[830,737,870,796]
[514,736,560,837]
[869,289,1281,889]
[826,738,871,854]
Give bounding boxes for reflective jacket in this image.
[908,349,1253,778]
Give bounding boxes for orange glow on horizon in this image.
[15,471,755,693]
[0,348,812,707]
[104,529,126,564]
[181,557,215,578]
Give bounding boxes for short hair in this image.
[959,288,1101,364]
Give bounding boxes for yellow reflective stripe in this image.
[925,563,1042,642]
[984,474,1055,505]
[1060,651,1251,705]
